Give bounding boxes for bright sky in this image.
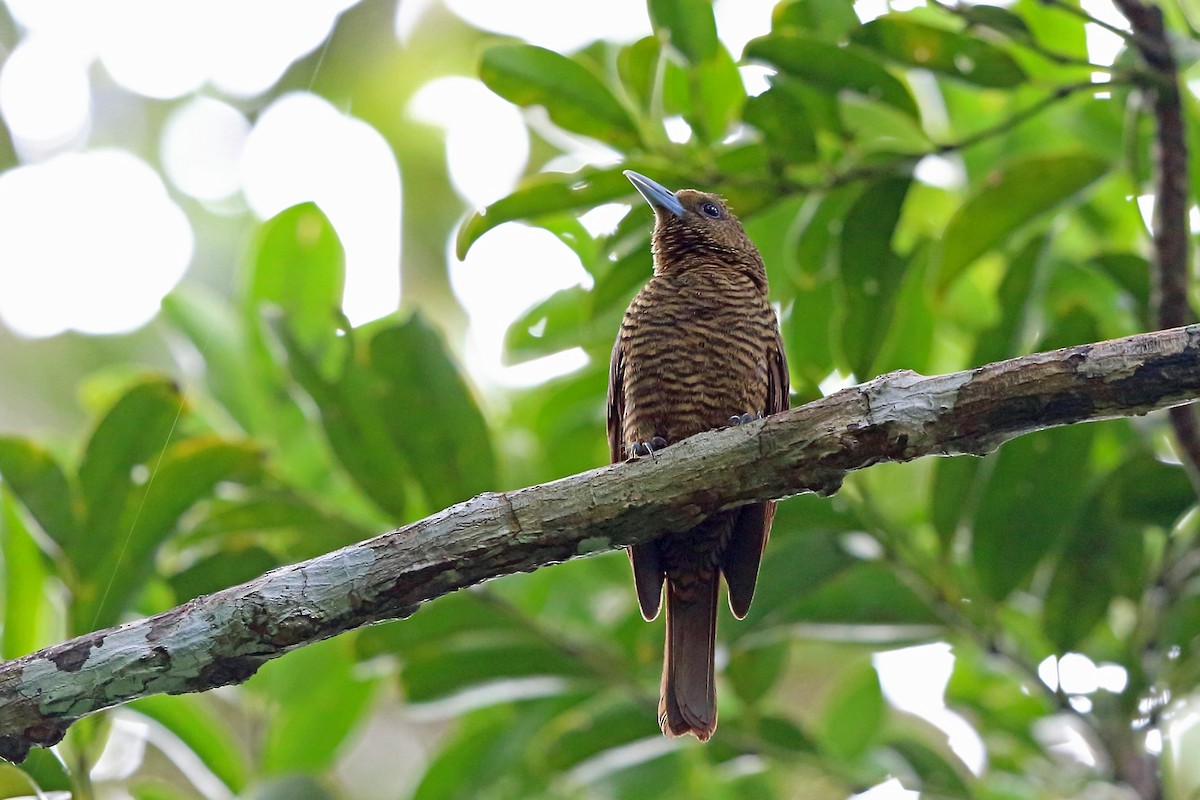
[0,0,1148,795]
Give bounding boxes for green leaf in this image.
[369,315,497,509]
[457,166,654,259]
[162,286,264,434]
[838,176,912,378]
[787,561,940,627]
[1043,455,1189,649]
[1,493,45,659]
[854,17,1026,88]
[279,327,409,519]
[745,33,919,119]
[129,694,248,792]
[937,153,1109,288]
[971,424,1094,600]
[79,438,262,630]
[248,202,345,349]
[888,738,972,798]
[480,44,641,150]
[253,637,374,774]
[961,5,1031,38]
[686,45,745,144]
[728,639,790,705]
[538,700,657,771]
[868,246,934,375]
[618,36,690,116]
[840,93,931,154]
[168,546,281,601]
[403,637,591,703]
[75,379,184,566]
[648,0,719,64]
[820,662,884,760]
[0,437,77,550]
[772,0,861,39]
[2,748,70,794]
[505,286,600,364]
[184,491,374,559]
[744,79,818,164]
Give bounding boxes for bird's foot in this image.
[629,436,668,460]
[729,412,762,426]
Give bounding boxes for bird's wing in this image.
[723,330,790,619]
[607,334,625,464]
[610,330,667,620]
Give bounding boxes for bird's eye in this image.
[700,202,721,218]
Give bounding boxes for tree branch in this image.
[1112,0,1200,503]
[4,325,1200,763]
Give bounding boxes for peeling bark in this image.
[3,325,1200,762]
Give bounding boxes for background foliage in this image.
[0,0,1198,798]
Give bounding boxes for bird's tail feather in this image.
[659,573,718,741]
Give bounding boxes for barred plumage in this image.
[608,172,789,741]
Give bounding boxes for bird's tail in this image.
[659,571,719,741]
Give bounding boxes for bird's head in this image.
[624,170,766,290]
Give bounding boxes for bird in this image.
[607,170,789,741]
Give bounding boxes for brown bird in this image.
[607,171,789,741]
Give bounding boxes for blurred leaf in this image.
[971,424,1094,600]
[79,437,262,630]
[369,315,496,509]
[184,491,373,558]
[280,327,409,519]
[356,591,531,660]
[745,33,919,118]
[162,287,263,434]
[961,5,1031,38]
[0,748,69,795]
[1,493,45,659]
[74,379,184,568]
[820,661,884,759]
[838,176,912,378]
[1043,454,1188,649]
[618,36,690,116]
[458,165,676,259]
[414,697,581,800]
[0,436,76,551]
[787,560,940,627]
[254,636,374,774]
[505,286,594,364]
[728,639,790,705]
[129,694,248,792]
[757,714,819,752]
[648,0,718,64]
[945,645,1050,743]
[971,234,1047,366]
[480,44,641,151]
[402,636,592,703]
[1089,251,1151,327]
[840,94,931,154]
[744,79,819,164]
[538,699,657,771]
[245,775,337,800]
[937,153,1109,288]
[853,17,1026,87]
[248,203,345,349]
[931,457,980,551]
[868,246,934,375]
[772,0,861,39]
[888,738,972,798]
[686,45,745,143]
[169,546,281,601]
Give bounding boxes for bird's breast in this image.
[619,271,775,446]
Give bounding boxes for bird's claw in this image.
[629,436,668,460]
[729,412,761,426]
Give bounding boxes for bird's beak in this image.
[624,170,685,218]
